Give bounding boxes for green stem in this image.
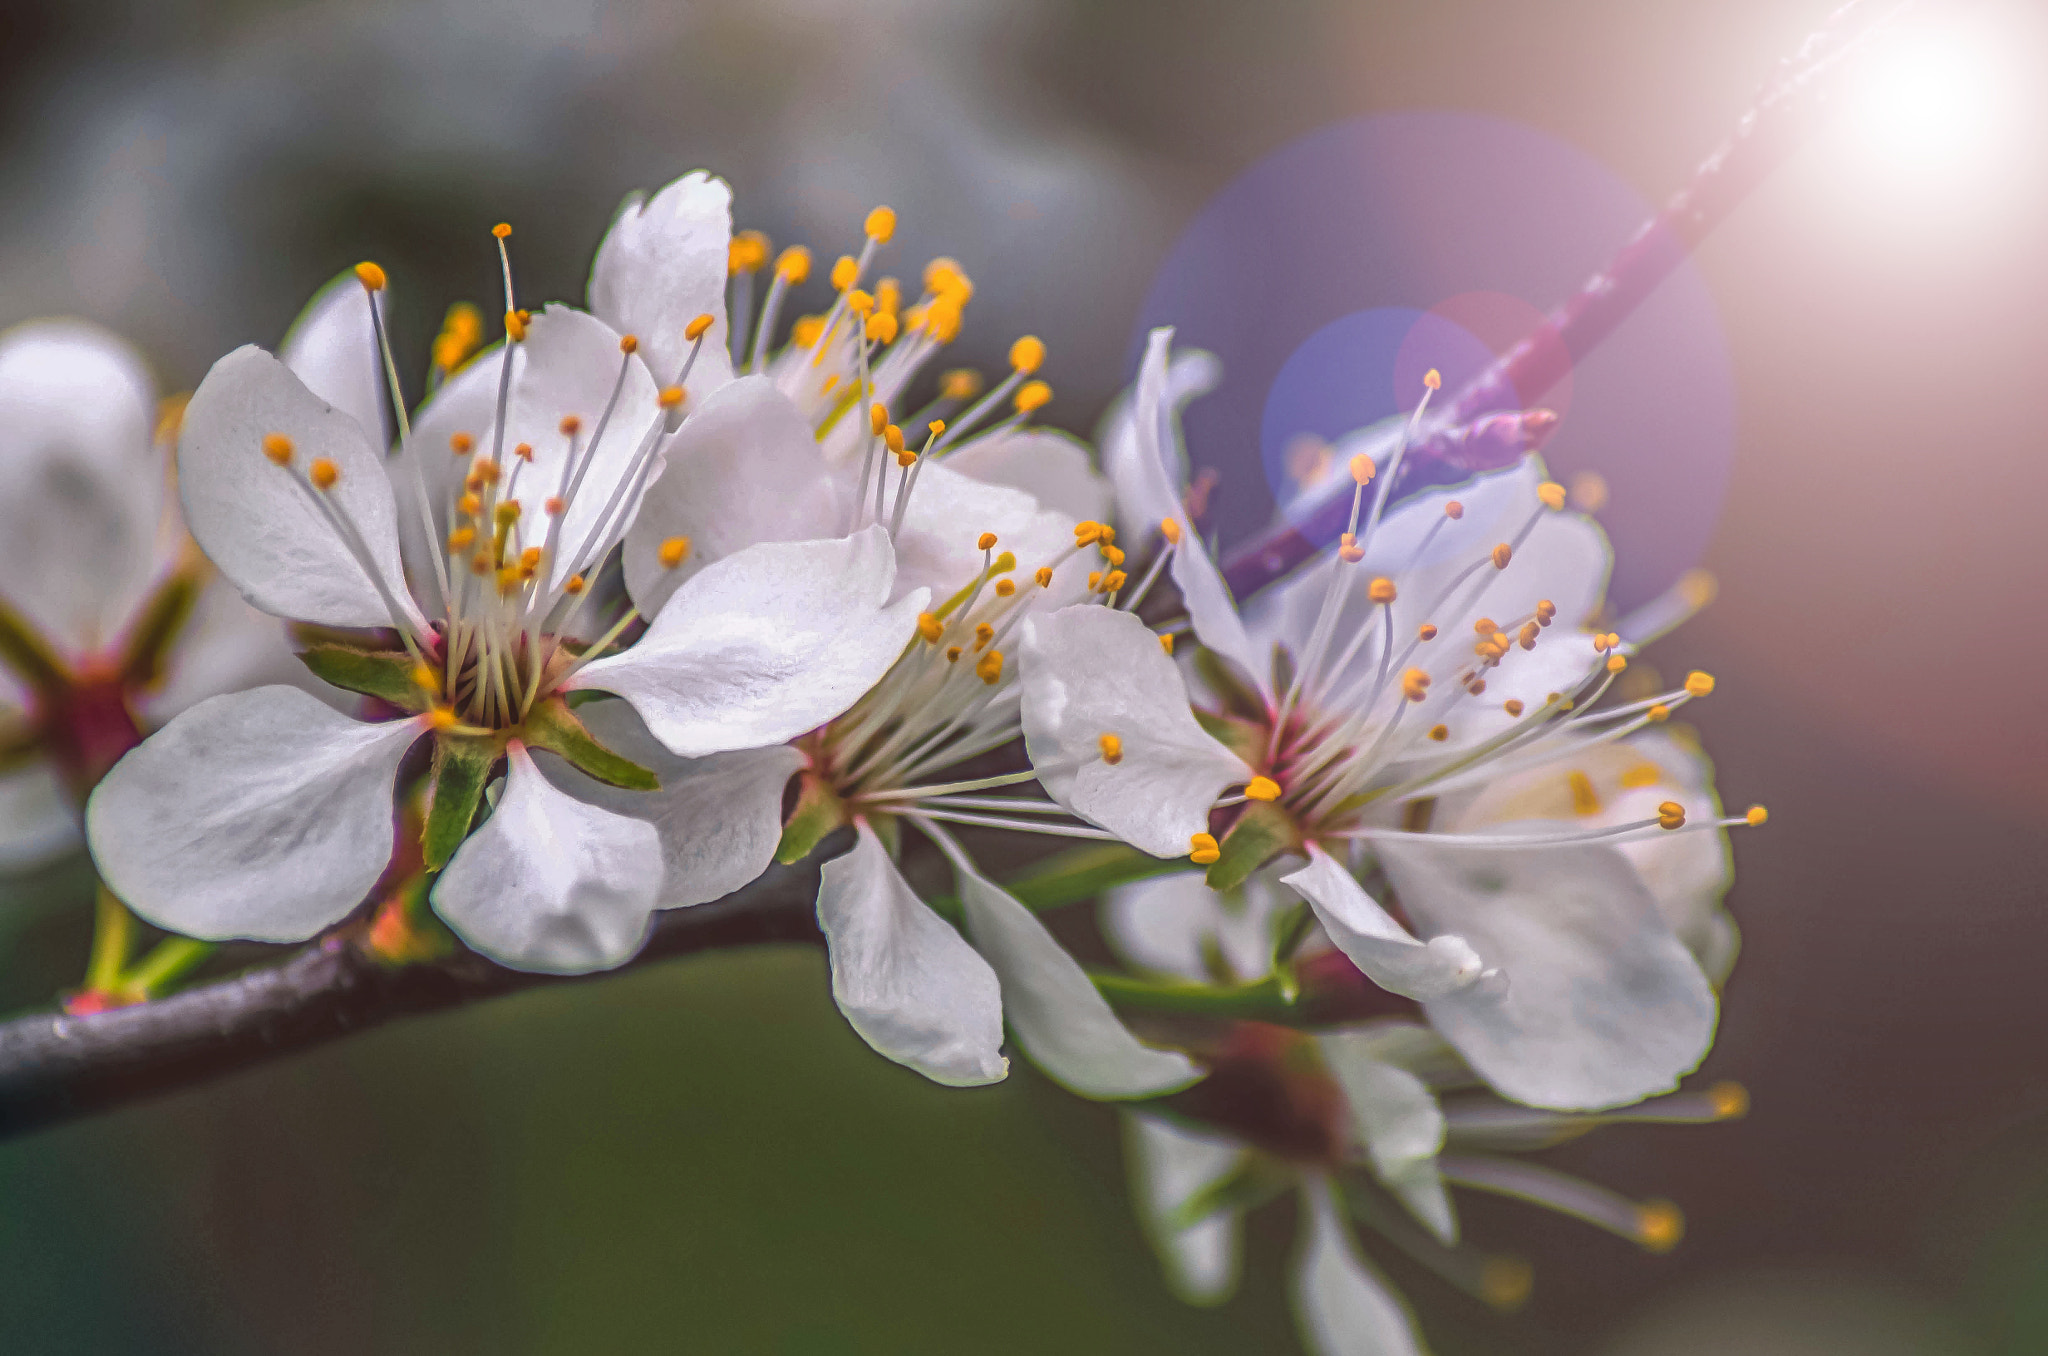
[119,938,218,1000]
[85,887,135,994]
[1089,970,1296,1021]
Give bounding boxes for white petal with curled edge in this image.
[1318,1030,1456,1244]
[1292,1174,1425,1356]
[530,698,803,910]
[1020,604,1251,859]
[814,821,1007,1087]
[572,526,925,759]
[951,852,1201,1099]
[1377,833,1717,1112]
[1104,331,1219,550]
[178,345,425,631]
[1169,524,1265,696]
[432,745,664,975]
[620,375,845,619]
[85,687,422,943]
[497,305,662,591]
[279,270,390,450]
[0,319,162,653]
[0,761,81,873]
[1281,845,1487,1001]
[1102,867,1295,985]
[588,172,736,403]
[1124,1111,1246,1305]
[940,428,1114,526]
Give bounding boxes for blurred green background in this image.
[4,0,2048,1351]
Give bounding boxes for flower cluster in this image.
[1,168,1766,1355]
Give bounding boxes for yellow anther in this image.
[262,432,293,466]
[619,333,639,355]
[845,289,875,317]
[1679,568,1718,609]
[457,492,483,518]
[774,246,812,285]
[865,312,899,345]
[447,432,475,457]
[1418,623,1438,641]
[946,645,963,664]
[1657,801,1686,830]
[978,532,999,551]
[427,706,459,731]
[309,458,339,490]
[915,612,944,644]
[658,536,692,569]
[1709,1081,1751,1118]
[1074,521,1105,546]
[1099,524,1117,545]
[492,222,512,240]
[927,419,946,438]
[1466,676,1489,696]
[1479,1257,1532,1312]
[658,386,686,409]
[1098,733,1124,765]
[1244,776,1281,802]
[1160,517,1182,545]
[1504,699,1524,717]
[353,261,387,291]
[1444,500,1464,520]
[544,496,565,516]
[1519,622,1540,650]
[1338,543,1364,563]
[870,402,890,436]
[1684,670,1715,697]
[1537,481,1567,510]
[1015,380,1052,413]
[1158,633,1175,655]
[470,552,492,576]
[494,502,521,526]
[447,526,476,551]
[1535,599,1557,624]
[1423,367,1442,391]
[474,458,501,485]
[410,663,439,693]
[924,256,973,299]
[496,564,522,596]
[1491,630,1510,650]
[1620,763,1662,790]
[1570,470,1610,513]
[728,229,771,274]
[558,415,581,436]
[1635,1201,1684,1254]
[1428,724,1449,741]
[1189,833,1220,865]
[995,578,1016,597]
[1491,542,1513,569]
[990,551,1016,575]
[864,205,897,242]
[940,368,983,400]
[1087,571,1103,592]
[1102,569,1128,592]
[790,315,825,349]
[1103,545,1125,567]
[676,311,712,342]
[564,573,587,595]
[505,309,527,342]
[518,546,542,571]
[830,254,859,292]
[1745,804,1769,827]
[974,622,995,650]
[975,649,1004,684]
[1368,577,1397,604]
[1401,667,1430,702]
[1034,566,1054,588]
[924,297,964,344]
[1568,771,1602,816]
[884,424,906,455]
[1009,335,1046,373]
[513,442,534,462]
[1474,617,1497,635]
[1646,703,1671,722]
[1350,453,1376,485]
[1606,653,1628,673]
[874,278,902,315]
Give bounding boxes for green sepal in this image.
[1205,801,1302,892]
[300,644,431,712]
[1168,1152,1293,1230]
[0,596,65,690]
[1091,969,1293,1021]
[1193,647,1267,722]
[521,696,658,791]
[118,567,204,687]
[422,733,501,870]
[776,773,849,864]
[1194,709,1267,767]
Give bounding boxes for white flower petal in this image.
[620,375,846,618]
[140,576,343,724]
[814,821,1007,1086]
[0,319,162,653]
[1124,1110,1246,1305]
[573,526,925,758]
[951,853,1201,1099]
[1318,1030,1456,1244]
[588,172,736,402]
[1103,331,1219,550]
[391,346,518,606]
[1292,1174,1426,1356]
[86,687,422,942]
[178,345,423,630]
[1377,835,1718,1111]
[1020,604,1251,858]
[1101,866,1296,985]
[498,305,662,591]
[940,427,1114,526]
[531,698,803,909]
[432,745,664,974]
[1281,846,1487,1001]
[0,760,82,873]
[279,271,390,450]
[892,460,1085,607]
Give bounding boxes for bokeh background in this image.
[3,0,2047,1351]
